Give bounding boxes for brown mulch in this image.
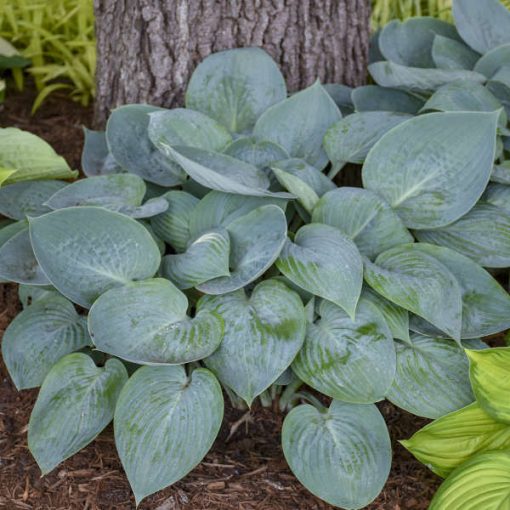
[0,86,441,509]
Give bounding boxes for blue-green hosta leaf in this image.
[360,288,410,342]
[429,450,510,510]
[364,244,463,341]
[379,17,460,68]
[28,353,127,474]
[30,207,161,308]
[0,219,26,248]
[161,145,292,198]
[491,162,510,184]
[0,127,77,184]
[324,112,413,167]
[482,183,510,212]
[292,300,396,403]
[2,295,91,389]
[369,29,385,64]
[276,224,363,318]
[415,203,510,268]
[387,335,483,419]
[453,0,510,54]
[18,284,58,308]
[148,108,232,155]
[312,187,413,259]
[223,136,289,169]
[322,83,354,115]
[402,402,510,478]
[0,180,67,220]
[162,228,230,289]
[114,365,223,505]
[150,191,199,251]
[121,197,169,219]
[197,204,288,294]
[253,81,342,169]
[185,47,286,133]
[282,400,391,509]
[467,347,510,424]
[487,70,510,117]
[0,227,49,285]
[369,61,485,92]
[270,159,335,213]
[88,278,223,365]
[81,127,122,177]
[362,111,498,229]
[199,279,306,406]
[474,43,510,78]
[351,85,424,114]
[106,105,185,186]
[409,244,510,338]
[432,35,480,70]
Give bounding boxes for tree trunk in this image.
[93,0,371,126]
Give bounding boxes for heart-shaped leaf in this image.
[18,284,58,308]
[415,203,510,268]
[185,47,286,133]
[29,207,161,307]
[432,35,480,70]
[474,43,510,78]
[467,347,510,424]
[114,365,223,505]
[409,244,510,338]
[199,279,306,406]
[387,335,483,419]
[88,278,223,365]
[323,83,354,114]
[28,353,127,474]
[81,127,122,177]
[453,0,510,54]
[0,180,67,220]
[254,81,342,169]
[402,402,510,478]
[351,85,424,113]
[292,299,396,403]
[2,295,91,389]
[312,187,413,259]
[276,223,363,318]
[224,137,289,169]
[282,400,391,509]
[364,244,463,341]
[362,111,498,229]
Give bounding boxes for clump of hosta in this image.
[1,0,510,507]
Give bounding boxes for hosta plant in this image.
[1,0,510,507]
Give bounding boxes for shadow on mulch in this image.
[0,86,441,510]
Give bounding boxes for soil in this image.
[0,86,441,510]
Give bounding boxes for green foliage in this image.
[2,1,510,506]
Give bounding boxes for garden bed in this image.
[0,87,440,510]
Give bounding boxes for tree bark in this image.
[93,0,370,126]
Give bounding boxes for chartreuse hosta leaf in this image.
[2,295,91,389]
[323,112,412,168]
[282,400,391,509]
[429,450,510,510]
[387,335,484,419]
[292,299,396,403]
[29,207,161,308]
[362,111,498,229]
[277,223,363,318]
[379,17,460,68]
[467,347,510,424]
[254,81,342,169]
[28,353,128,475]
[114,365,223,505]
[0,180,67,219]
[432,35,480,71]
[351,85,424,114]
[0,168,16,186]
[106,105,185,186]
[81,127,122,177]
[198,279,306,406]
[44,174,168,219]
[453,0,510,54]
[0,128,77,184]
[88,278,223,365]
[312,187,413,259]
[368,61,485,92]
[402,402,510,478]
[364,244,463,341]
[415,203,510,268]
[409,244,510,338]
[270,158,335,213]
[185,47,286,133]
